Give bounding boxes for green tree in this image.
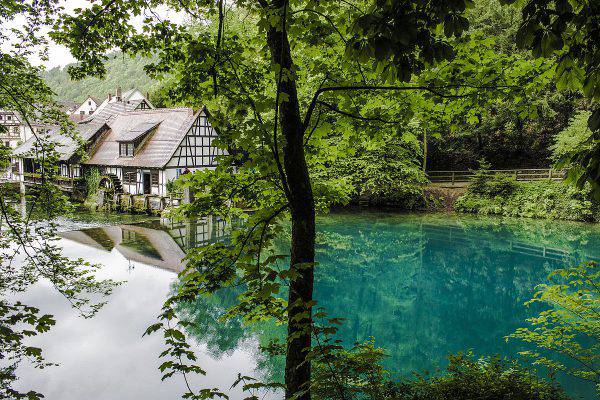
[42,52,156,103]
[508,262,600,394]
[51,2,571,400]
[0,2,117,398]
[501,0,600,193]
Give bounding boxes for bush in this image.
[83,167,101,200]
[394,353,569,400]
[468,160,517,197]
[456,180,599,222]
[470,173,517,197]
[312,348,569,400]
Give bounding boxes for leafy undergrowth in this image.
[455,178,599,222]
[313,348,570,400]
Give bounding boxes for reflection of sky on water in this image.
[13,233,265,400]
[11,213,600,400]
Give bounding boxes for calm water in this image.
[13,211,600,399]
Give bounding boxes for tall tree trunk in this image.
[265,2,316,399]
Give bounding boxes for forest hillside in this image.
[42,53,156,103]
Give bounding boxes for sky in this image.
[10,0,186,70]
[44,0,88,68]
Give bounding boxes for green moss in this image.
[455,179,599,222]
[119,194,132,212]
[132,196,148,213]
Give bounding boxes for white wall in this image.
[73,97,98,116]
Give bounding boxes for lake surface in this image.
[13,211,600,399]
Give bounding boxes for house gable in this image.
[166,111,225,169]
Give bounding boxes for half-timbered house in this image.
[12,105,225,195]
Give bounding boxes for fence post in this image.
[548,169,552,179]
[451,171,455,185]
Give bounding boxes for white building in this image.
[0,109,41,149]
[13,104,225,196]
[72,95,101,118]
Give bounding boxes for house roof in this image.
[13,119,108,161]
[14,105,203,168]
[87,100,141,122]
[57,100,79,112]
[121,88,137,100]
[13,126,74,161]
[117,121,161,142]
[85,107,198,168]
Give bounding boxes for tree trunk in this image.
[265,3,316,399]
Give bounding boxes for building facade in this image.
[13,104,225,196]
[72,96,101,118]
[0,109,40,149]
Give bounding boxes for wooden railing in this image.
[427,168,565,185]
[22,173,81,191]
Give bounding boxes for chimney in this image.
[116,86,122,101]
[108,93,112,101]
[146,92,150,101]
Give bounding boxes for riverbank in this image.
[423,179,600,223]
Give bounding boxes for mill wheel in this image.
[99,174,124,194]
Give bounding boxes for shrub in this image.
[456,180,599,222]
[83,167,101,201]
[119,194,132,212]
[394,353,569,400]
[468,160,517,197]
[312,348,569,400]
[470,173,517,197]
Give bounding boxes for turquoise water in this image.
[13,212,600,399]
[314,212,600,399]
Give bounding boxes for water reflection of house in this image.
[60,218,228,273]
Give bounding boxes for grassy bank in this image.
[454,176,599,222]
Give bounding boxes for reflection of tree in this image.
[177,286,247,356]
[175,284,287,383]
[177,212,600,396]
[312,213,600,378]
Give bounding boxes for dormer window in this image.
[117,121,160,159]
[119,142,135,157]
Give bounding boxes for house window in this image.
[119,142,134,157]
[12,127,18,135]
[88,101,92,106]
[7,115,11,121]
[123,167,137,184]
[24,159,35,173]
[151,170,159,186]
